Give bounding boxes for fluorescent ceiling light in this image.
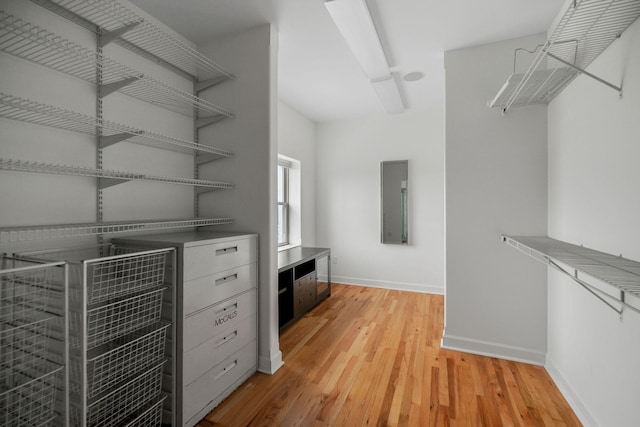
[324,0,390,80]
[371,75,404,114]
[325,0,405,114]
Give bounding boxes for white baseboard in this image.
[332,275,444,295]
[440,331,546,366]
[545,357,599,427]
[258,350,283,375]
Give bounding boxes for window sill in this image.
[278,243,301,252]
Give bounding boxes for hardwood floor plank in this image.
[198,284,581,427]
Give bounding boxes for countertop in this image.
[278,247,330,272]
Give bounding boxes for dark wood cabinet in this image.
[278,247,330,332]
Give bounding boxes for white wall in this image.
[316,109,445,294]
[546,18,640,427]
[197,25,282,374]
[277,101,317,246]
[443,34,549,364]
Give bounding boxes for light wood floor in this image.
[197,284,581,427]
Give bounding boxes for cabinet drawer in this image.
[183,289,256,352]
[183,340,257,423]
[183,263,256,316]
[183,237,256,281]
[183,313,256,386]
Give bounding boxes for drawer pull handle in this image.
[278,288,287,295]
[216,246,238,255]
[215,273,238,286]
[214,360,238,381]
[216,303,238,316]
[216,330,238,347]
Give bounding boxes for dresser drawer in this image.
[182,313,256,386]
[183,263,256,316]
[183,237,257,281]
[183,289,256,352]
[183,340,257,423]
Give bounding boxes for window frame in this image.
[277,162,290,247]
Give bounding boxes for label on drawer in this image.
[183,340,257,424]
[183,263,257,316]
[183,289,256,352]
[183,313,257,386]
[183,237,257,281]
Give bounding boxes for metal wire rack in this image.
[0,217,234,243]
[64,286,165,350]
[75,323,169,399]
[16,245,169,305]
[490,0,640,112]
[0,93,234,157]
[32,0,232,80]
[502,235,640,315]
[70,361,165,427]
[0,158,234,191]
[0,257,68,427]
[122,396,166,427]
[0,12,233,119]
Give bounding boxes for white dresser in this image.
[115,231,258,427]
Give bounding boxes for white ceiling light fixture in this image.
[371,75,404,114]
[325,0,405,114]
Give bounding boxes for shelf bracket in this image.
[546,52,623,96]
[195,153,226,166]
[195,76,229,93]
[195,187,219,196]
[98,177,128,189]
[99,22,142,47]
[99,132,141,149]
[549,259,624,315]
[99,77,141,98]
[195,114,227,129]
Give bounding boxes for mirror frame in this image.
[380,160,408,245]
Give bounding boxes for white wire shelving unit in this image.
[489,0,640,113]
[13,245,174,427]
[30,0,233,82]
[0,257,69,427]
[502,235,640,315]
[0,158,234,193]
[0,93,233,159]
[0,218,234,244]
[0,12,233,121]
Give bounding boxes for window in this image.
[277,160,290,246]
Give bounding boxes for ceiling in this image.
[130,0,563,123]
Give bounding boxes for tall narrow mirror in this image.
[380,160,408,244]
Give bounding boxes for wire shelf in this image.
[502,235,640,314]
[122,395,166,427]
[0,12,233,119]
[0,217,234,243]
[0,93,234,157]
[490,0,640,112]
[34,0,232,80]
[71,361,164,427]
[0,158,234,191]
[0,259,67,427]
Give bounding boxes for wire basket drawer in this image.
[71,361,165,427]
[122,396,166,427]
[0,358,63,427]
[70,323,169,399]
[15,245,169,305]
[68,287,165,350]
